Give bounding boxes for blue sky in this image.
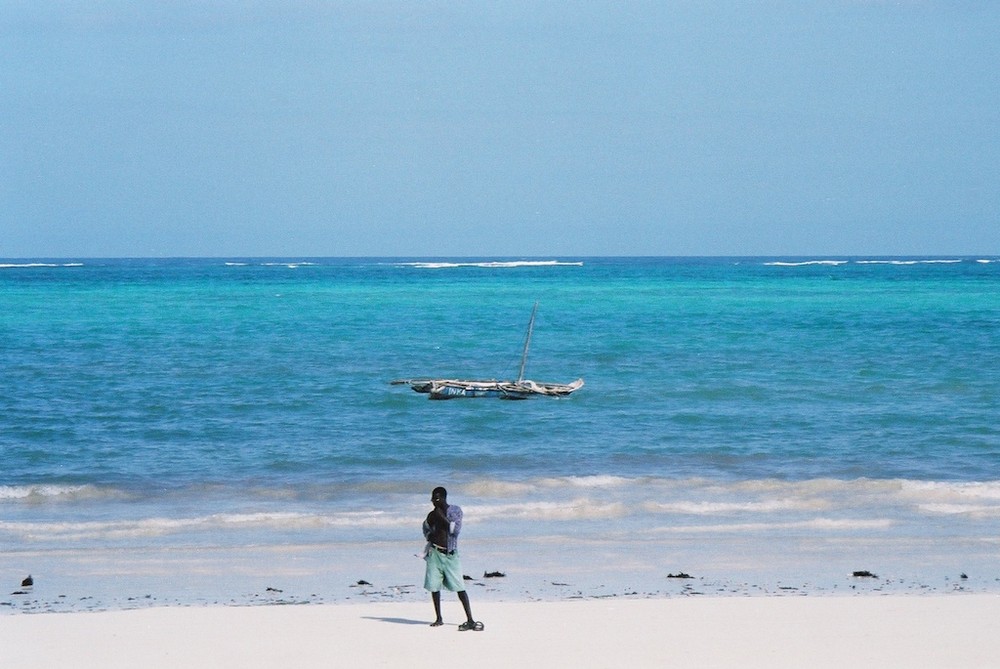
[3,1,998,257]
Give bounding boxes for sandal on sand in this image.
[458,621,484,632]
[429,621,444,627]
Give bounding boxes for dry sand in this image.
[3,595,999,668]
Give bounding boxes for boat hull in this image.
[389,304,583,400]
[392,378,584,400]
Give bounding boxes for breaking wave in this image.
[396,260,583,269]
[0,262,84,269]
[765,258,977,267]
[764,260,849,267]
[0,484,128,502]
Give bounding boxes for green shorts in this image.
[424,548,465,592]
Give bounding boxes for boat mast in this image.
[517,302,538,383]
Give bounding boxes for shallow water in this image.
[3,257,999,610]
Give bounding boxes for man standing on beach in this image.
[422,486,484,631]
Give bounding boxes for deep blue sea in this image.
[3,257,1000,606]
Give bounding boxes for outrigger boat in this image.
[391,304,584,400]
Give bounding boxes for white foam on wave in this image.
[462,475,633,499]
[766,259,969,267]
[319,510,413,528]
[1,509,416,542]
[917,503,1000,517]
[901,481,1000,519]
[643,498,827,515]
[764,260,849,267]
[468,475,907,501]
[856,259,964,265]
[0,484,125,502]
[469,499,627,521]
[733,477,904,496]
[459,476,1000,528]
[902,480,1000,501]
[538,475,633,489]
[650,518,894,533]
[8,477,996,547]
[0,262,83,269]
[461,475,636,503]
[463,480,537,497]
[0,518,188,542]
[197,510,415,529]
[856,260,917,265]
[397,260,583,269]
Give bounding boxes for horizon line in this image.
[2,253,998,261]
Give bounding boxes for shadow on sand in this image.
[361,616,430,626]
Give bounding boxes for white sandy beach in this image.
[3,595,999,668]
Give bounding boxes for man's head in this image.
[431,487,447,505]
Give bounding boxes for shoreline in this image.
[3,595,999,668]
[5,529,999,615]
[4,545,997,616]
[4,566,994,616]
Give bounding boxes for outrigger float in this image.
[391,303,584,400]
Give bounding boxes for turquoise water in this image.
[2,257,1000,606]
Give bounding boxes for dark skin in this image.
[425,494,451,550]
[426,491,476,627]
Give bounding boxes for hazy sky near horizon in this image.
[3,1,999,258]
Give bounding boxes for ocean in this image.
[3,257,1000,610]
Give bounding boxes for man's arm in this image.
[448,505,463,537]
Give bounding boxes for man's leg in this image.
[430,591,443,626]
[457,590,474,624]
